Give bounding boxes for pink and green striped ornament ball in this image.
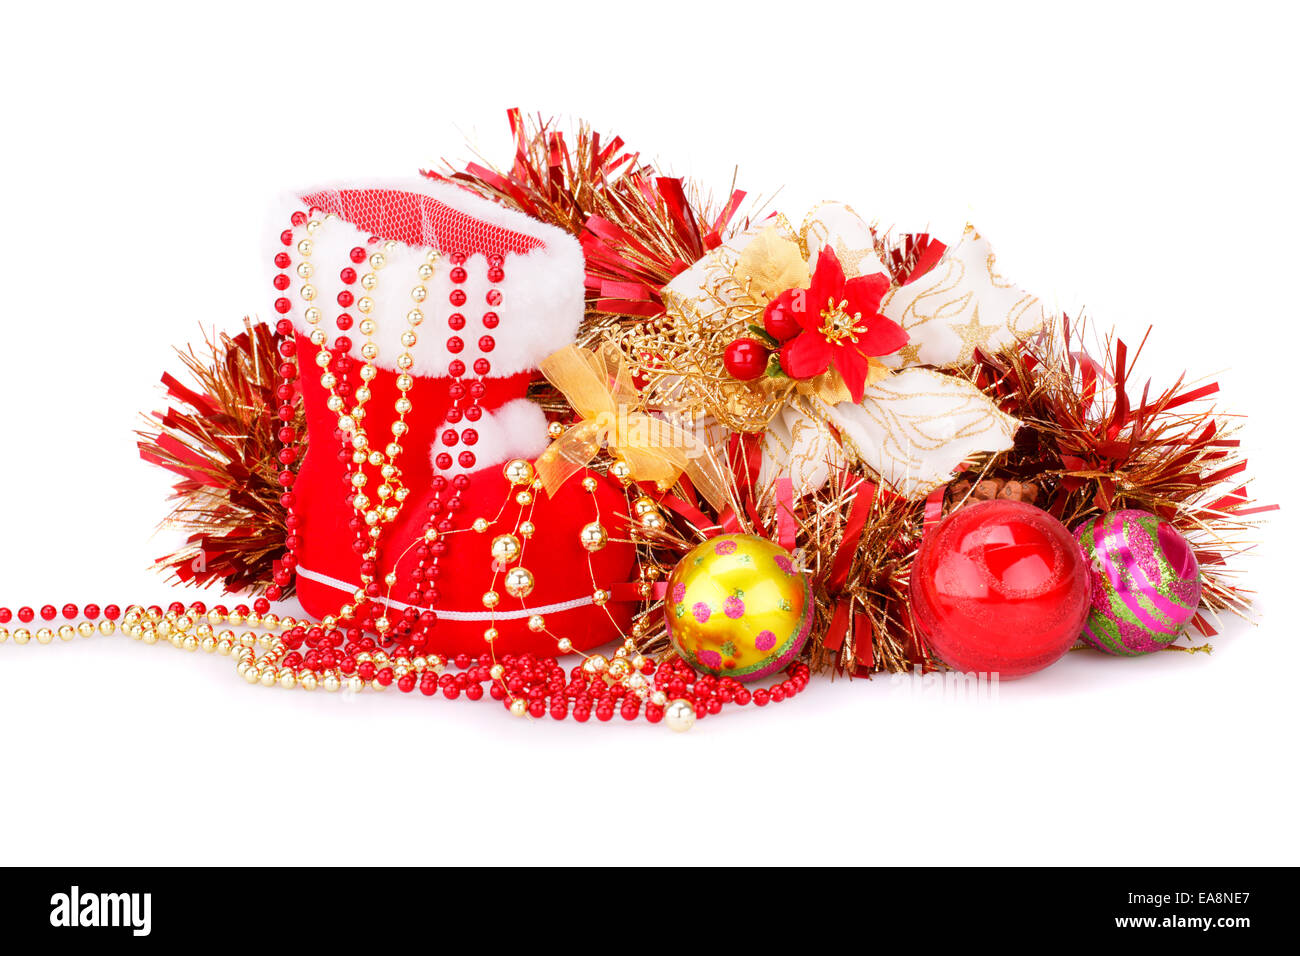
[1073,509,1201,656]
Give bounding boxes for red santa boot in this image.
[271,179,637,658]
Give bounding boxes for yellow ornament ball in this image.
[663,533,811,682]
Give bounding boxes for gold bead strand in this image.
[350,241,392,538]
[291,214,387,615]
[373,247,440,530]
[291,226,424,619]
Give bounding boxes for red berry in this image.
[763,297,802,341]
[723,337,769,380]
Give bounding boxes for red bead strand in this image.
[1,599,809,725]
[265,211,308,603]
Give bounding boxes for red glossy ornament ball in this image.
[723,337,769,380]
[909,500,1089,679]
[763,298,802,341]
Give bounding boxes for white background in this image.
[1,1,1296,866]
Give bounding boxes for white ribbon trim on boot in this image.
[295,565,595,621]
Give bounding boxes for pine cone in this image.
[998,480,1039,506]
[946,477,1041,512]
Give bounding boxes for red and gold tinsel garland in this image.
[424,108,750,329]
[137,318,303,596]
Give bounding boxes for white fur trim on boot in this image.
[272,178,584,379]
[433,397,551,476]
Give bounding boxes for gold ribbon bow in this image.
[537,343,729,509]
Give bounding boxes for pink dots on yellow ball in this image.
[663,533,813,682]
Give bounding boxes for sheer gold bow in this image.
[537,343,729,509]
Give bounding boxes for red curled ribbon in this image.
[822,597,853,653]
[922,485,947,536]
[826,480,876,593]
[775,477,796,552]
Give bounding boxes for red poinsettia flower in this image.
[768,246,908,402]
